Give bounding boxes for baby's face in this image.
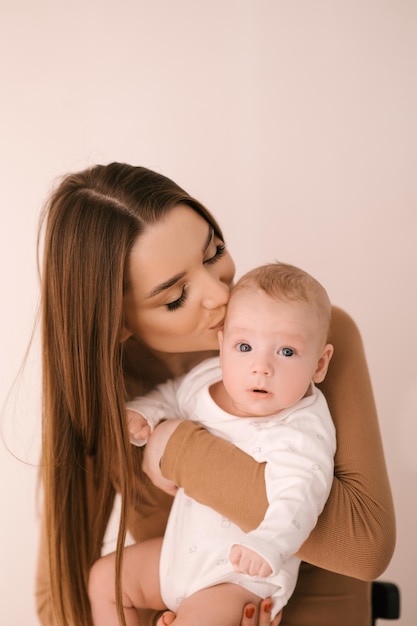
[218,289,329,417]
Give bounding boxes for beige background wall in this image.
[1,1,415,624]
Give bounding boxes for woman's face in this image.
[123,204,235,353]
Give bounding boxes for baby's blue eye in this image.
[279,347,295,357]
[237,343,252,352]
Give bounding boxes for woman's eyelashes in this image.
[165,242,227,311]
[166,285,189,311]
[203,243,226,265]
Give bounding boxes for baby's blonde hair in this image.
[232,262,332,343]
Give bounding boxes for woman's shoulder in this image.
[330,304,358,326]
[329,305,363,346]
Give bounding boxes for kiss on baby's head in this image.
[228,262,332,343]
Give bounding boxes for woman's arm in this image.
[298,306,395,578]
[161,306,395,581]
[159,420,269,532]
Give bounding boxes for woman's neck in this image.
[153,349,219,377]
[122,337,218,397]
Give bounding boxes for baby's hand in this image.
[229,545,273,577]
[127,409,151,444]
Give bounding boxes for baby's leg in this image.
[88,537,166,626]
[173,583,261,626]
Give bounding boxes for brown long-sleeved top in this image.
[35,307,395,625]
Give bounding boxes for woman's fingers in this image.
[155,610,176,626]
[240,598,280,626]
[142,418,183,488]
[257,598,273,626]
[157,599,281,626]
[240,603,257,626]
[272,609,282,625]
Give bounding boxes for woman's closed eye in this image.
[165,241,226,311]
[203,243,226,266]
[166,285,189,311]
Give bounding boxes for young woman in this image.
[35,163,395,626]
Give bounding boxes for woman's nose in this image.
[202,272,230,309]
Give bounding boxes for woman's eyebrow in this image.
[146,272,186,299]
[146,224,213,300]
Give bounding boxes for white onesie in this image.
[128,357,336,617]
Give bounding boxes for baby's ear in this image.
[312,343,334,383]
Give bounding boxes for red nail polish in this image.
[245,607,255,618]
[264,601,272,613]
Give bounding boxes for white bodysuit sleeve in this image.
[231,389,336,575]
[127,374,186,442]
[127,357,221,444]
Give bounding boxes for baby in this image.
[89,262,336,626]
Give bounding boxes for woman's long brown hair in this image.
[38,163,223,625]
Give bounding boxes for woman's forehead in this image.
[127,205,210,294]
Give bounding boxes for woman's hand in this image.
[155,611,175,625]
[142,418,184,495]
[154,599,282,626]
[241,599,282,626]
